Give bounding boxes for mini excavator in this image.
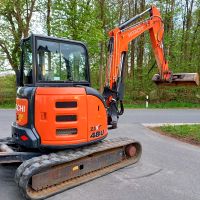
[0,5,198,200]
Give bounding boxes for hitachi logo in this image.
[128,26,144,38]
[16,104,26,112]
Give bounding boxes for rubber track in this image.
[15,137,142,200]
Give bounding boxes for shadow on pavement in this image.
[0,163,22,200]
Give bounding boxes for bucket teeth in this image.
[152,73,199,86]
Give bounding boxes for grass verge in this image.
[151,124,200,146]
[0,103,15,109]
[124,101,200,109]
[0,101,200,109]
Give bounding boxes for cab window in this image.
[36,39,88,82]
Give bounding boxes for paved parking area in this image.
[0,109,200,200]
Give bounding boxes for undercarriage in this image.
[0,137,141,200]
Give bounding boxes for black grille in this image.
[56,128,77,135]
[56,101,77,108]
[56,115,77,122]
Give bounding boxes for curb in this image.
[142,122,200,127]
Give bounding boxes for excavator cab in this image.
[13,34,108,149]
[18,34,91,87]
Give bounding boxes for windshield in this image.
[36,39,88,82]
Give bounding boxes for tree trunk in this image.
[183,0,194,65]
[129,0,137,80]
[99,41,104,92]
[136,0,145,85]
[98,0,105,93]
[47,0,51,36]
[47,0,52,71]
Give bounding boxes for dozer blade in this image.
[152,73,199,86]
[15,137,142,200]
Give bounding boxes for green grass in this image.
[159,124,200,144]
[0,101,199,109]
[0,75,16,107]
[124,101,200,109]
[0,103,15,109]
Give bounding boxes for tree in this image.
[0,0,37,75]
[51,0,104,87]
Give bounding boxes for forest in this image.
[0,0,200,106]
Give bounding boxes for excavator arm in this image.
[103,5,199,128]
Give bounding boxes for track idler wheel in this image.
[125,144,137,157]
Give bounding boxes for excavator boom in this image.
[104,5,199,128]
[105,6,199,89]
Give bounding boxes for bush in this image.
[0,75,16,105]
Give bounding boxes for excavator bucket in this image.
[152,73,199,86]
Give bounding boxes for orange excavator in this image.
[0,5,198,200]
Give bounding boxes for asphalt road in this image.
[0,109,200,200]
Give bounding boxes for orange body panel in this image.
[87,95,108,142]
[16,98,28,126]
[34,87,107,146]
